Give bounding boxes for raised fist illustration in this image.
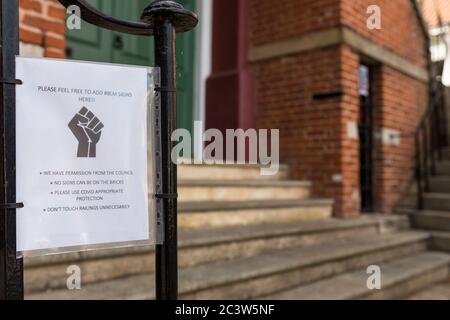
[68,107,104,158]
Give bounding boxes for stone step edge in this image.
[429,176,450,181]
[430,231,450,240]
[414,211,450,218]
[27,231,430,300]
[423,193,450,200]
[179,198,334,212]
[174,232,429,296]
[178,180,311,188]
[179,163,289,170]
[263,251,450,300]
[25,215,396,268]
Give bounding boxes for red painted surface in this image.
[205,0,255,134]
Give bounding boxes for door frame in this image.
[66,0,210,161]
[193,0,212,161]
[359,64,375,213]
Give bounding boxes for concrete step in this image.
[423,193,450,211]
[407,279,450,300]
[178,199,333,229]
[412,211,450,232]
[264,252,450,300]
[439,148,450,161]
[178,180,311,202]
[429,177,450,193]
[429,231,450,252]
[436,162,450,176]
[178,164,289,181]
[26,231,429,300]
[25,215,407,294]
[436,161,450,176]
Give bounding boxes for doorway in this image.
[358,65,374,213]
[66,0,196,134]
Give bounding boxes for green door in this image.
[66,0,196,134]
[175,0,195,135]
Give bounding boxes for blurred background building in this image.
[419,0,450,63]
[17,0,450,300]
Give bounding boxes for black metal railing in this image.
[415,72,448,209]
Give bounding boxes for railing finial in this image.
[141,0,198,33]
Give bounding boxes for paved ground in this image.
[407,278,450,300]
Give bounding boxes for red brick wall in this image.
[250,0,341,47]
[250,0,427,67]
[252,46,346,215]
[341,0,427,67]
[373,66,427,213]
[250,0,428,216]
[19,0,66,58]
[339,46,360,216]
[340,0,428,213]
[339,48,427,215]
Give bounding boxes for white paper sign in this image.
[15,57,152,253]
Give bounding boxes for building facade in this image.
[249,0,429,217]
[419,0,450,62]
[18,0,430,217]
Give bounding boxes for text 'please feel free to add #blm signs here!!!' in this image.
[15,57,156,254]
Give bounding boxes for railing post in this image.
[423,123,430,192]
[432,89,442,162]
[153,18,178,301]
[431,106,438,174]
[141,0,197,301]
[415,133,424,210]
[0,0,24,300]
[438,84,449,149]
